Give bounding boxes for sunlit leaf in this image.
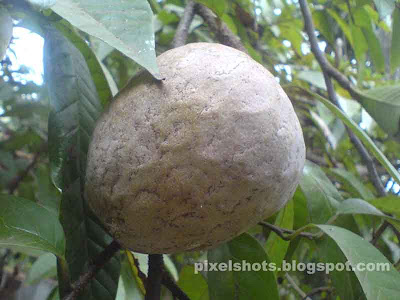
[51,0,161,79]
[195,0,227,18]
[318,224,400,300]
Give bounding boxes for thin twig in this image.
[195,4,248,53]
[7,144,46,194]
[259,222,315,240]
[145,254,164,300]
[62,241,121,300]
[285,273,307,299]
[298,0,357,98]
[162,270,190,300]
[305,286,332,299]
[172,0,196,48]
[371,221,390,246]
[299,0,386,197]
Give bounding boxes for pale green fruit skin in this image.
[85,43,305,254]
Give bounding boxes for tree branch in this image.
[298,0,386,197]
[145,254,164,300]
[259,222,315,240]
[7,144,47,194]
[162,269,190,300]
[195,4,247,53]
[62,240,121,300]
[172,0,196,48]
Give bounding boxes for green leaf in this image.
[327,168,375,200]
[368,195,400,218]
[391,7,400,73]
[318,224,400,300]
[0,5,12,60]
[300,160,340,224]
[195,0,227,18]
[350,23,368,64]
[362,26,385,73]
[26,253,57,285]
[51,0,161,79]
[0,195,65,258]
[207,233,279,300]
[265,199,293,269]
[115,252,145,300]
[312,10,335,45]
[178,266,209,300]
[35,165,61,215]
[54,20,113,108]
[328,9,353,45]
[358,85,400,138]
[306,89,400,186]
[43,24,120,300]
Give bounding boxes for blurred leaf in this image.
[391,7,400,73]
[115,252,145,300]
[0,5,12,60]
[300,160,340,224]
[51,0,161,79]
[328,9,353,45]
[27,0,57,9]
[164,254,179,282]
[328,168,375,200]
[358,85,400,138]
[312,10,335,45]
[318,224,400,300]
[362,26,385,73]
[305,89,400,186]
[44,24,120,300]
[0,195,65,257]
[373,0,395,19]
[47,286,60,300]
[265,199,293,269]
[368,195,400,219]
[208,233,279,300]
[297,70,326,90]
[54,20,113,107]
[178,266,209,300]
[350,23,368,64]
[195,0,227,18]
[35,165,61,215]
[26,253,57,285]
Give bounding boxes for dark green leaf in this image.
[312,10,335,45]
[368,195,400,218]
[391,7,400,73]
[208,233,279,300]
[43,24,120,300]
[54,20,113,107]
[178,266,209,300]
[318,224,400,300]
[300,160,340,224]
[362,26,385,73]
[51,0,161,79]
[0,195,65,257]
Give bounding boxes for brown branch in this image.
[145,254,164,300]
[259,222,315,240]
[62,240,121,300]
[172,0,196,48]
[371,221,391,246]
[7,144,47,194]
[298,0,357,98]
[195,4,247,53]
[299,0,386,197]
